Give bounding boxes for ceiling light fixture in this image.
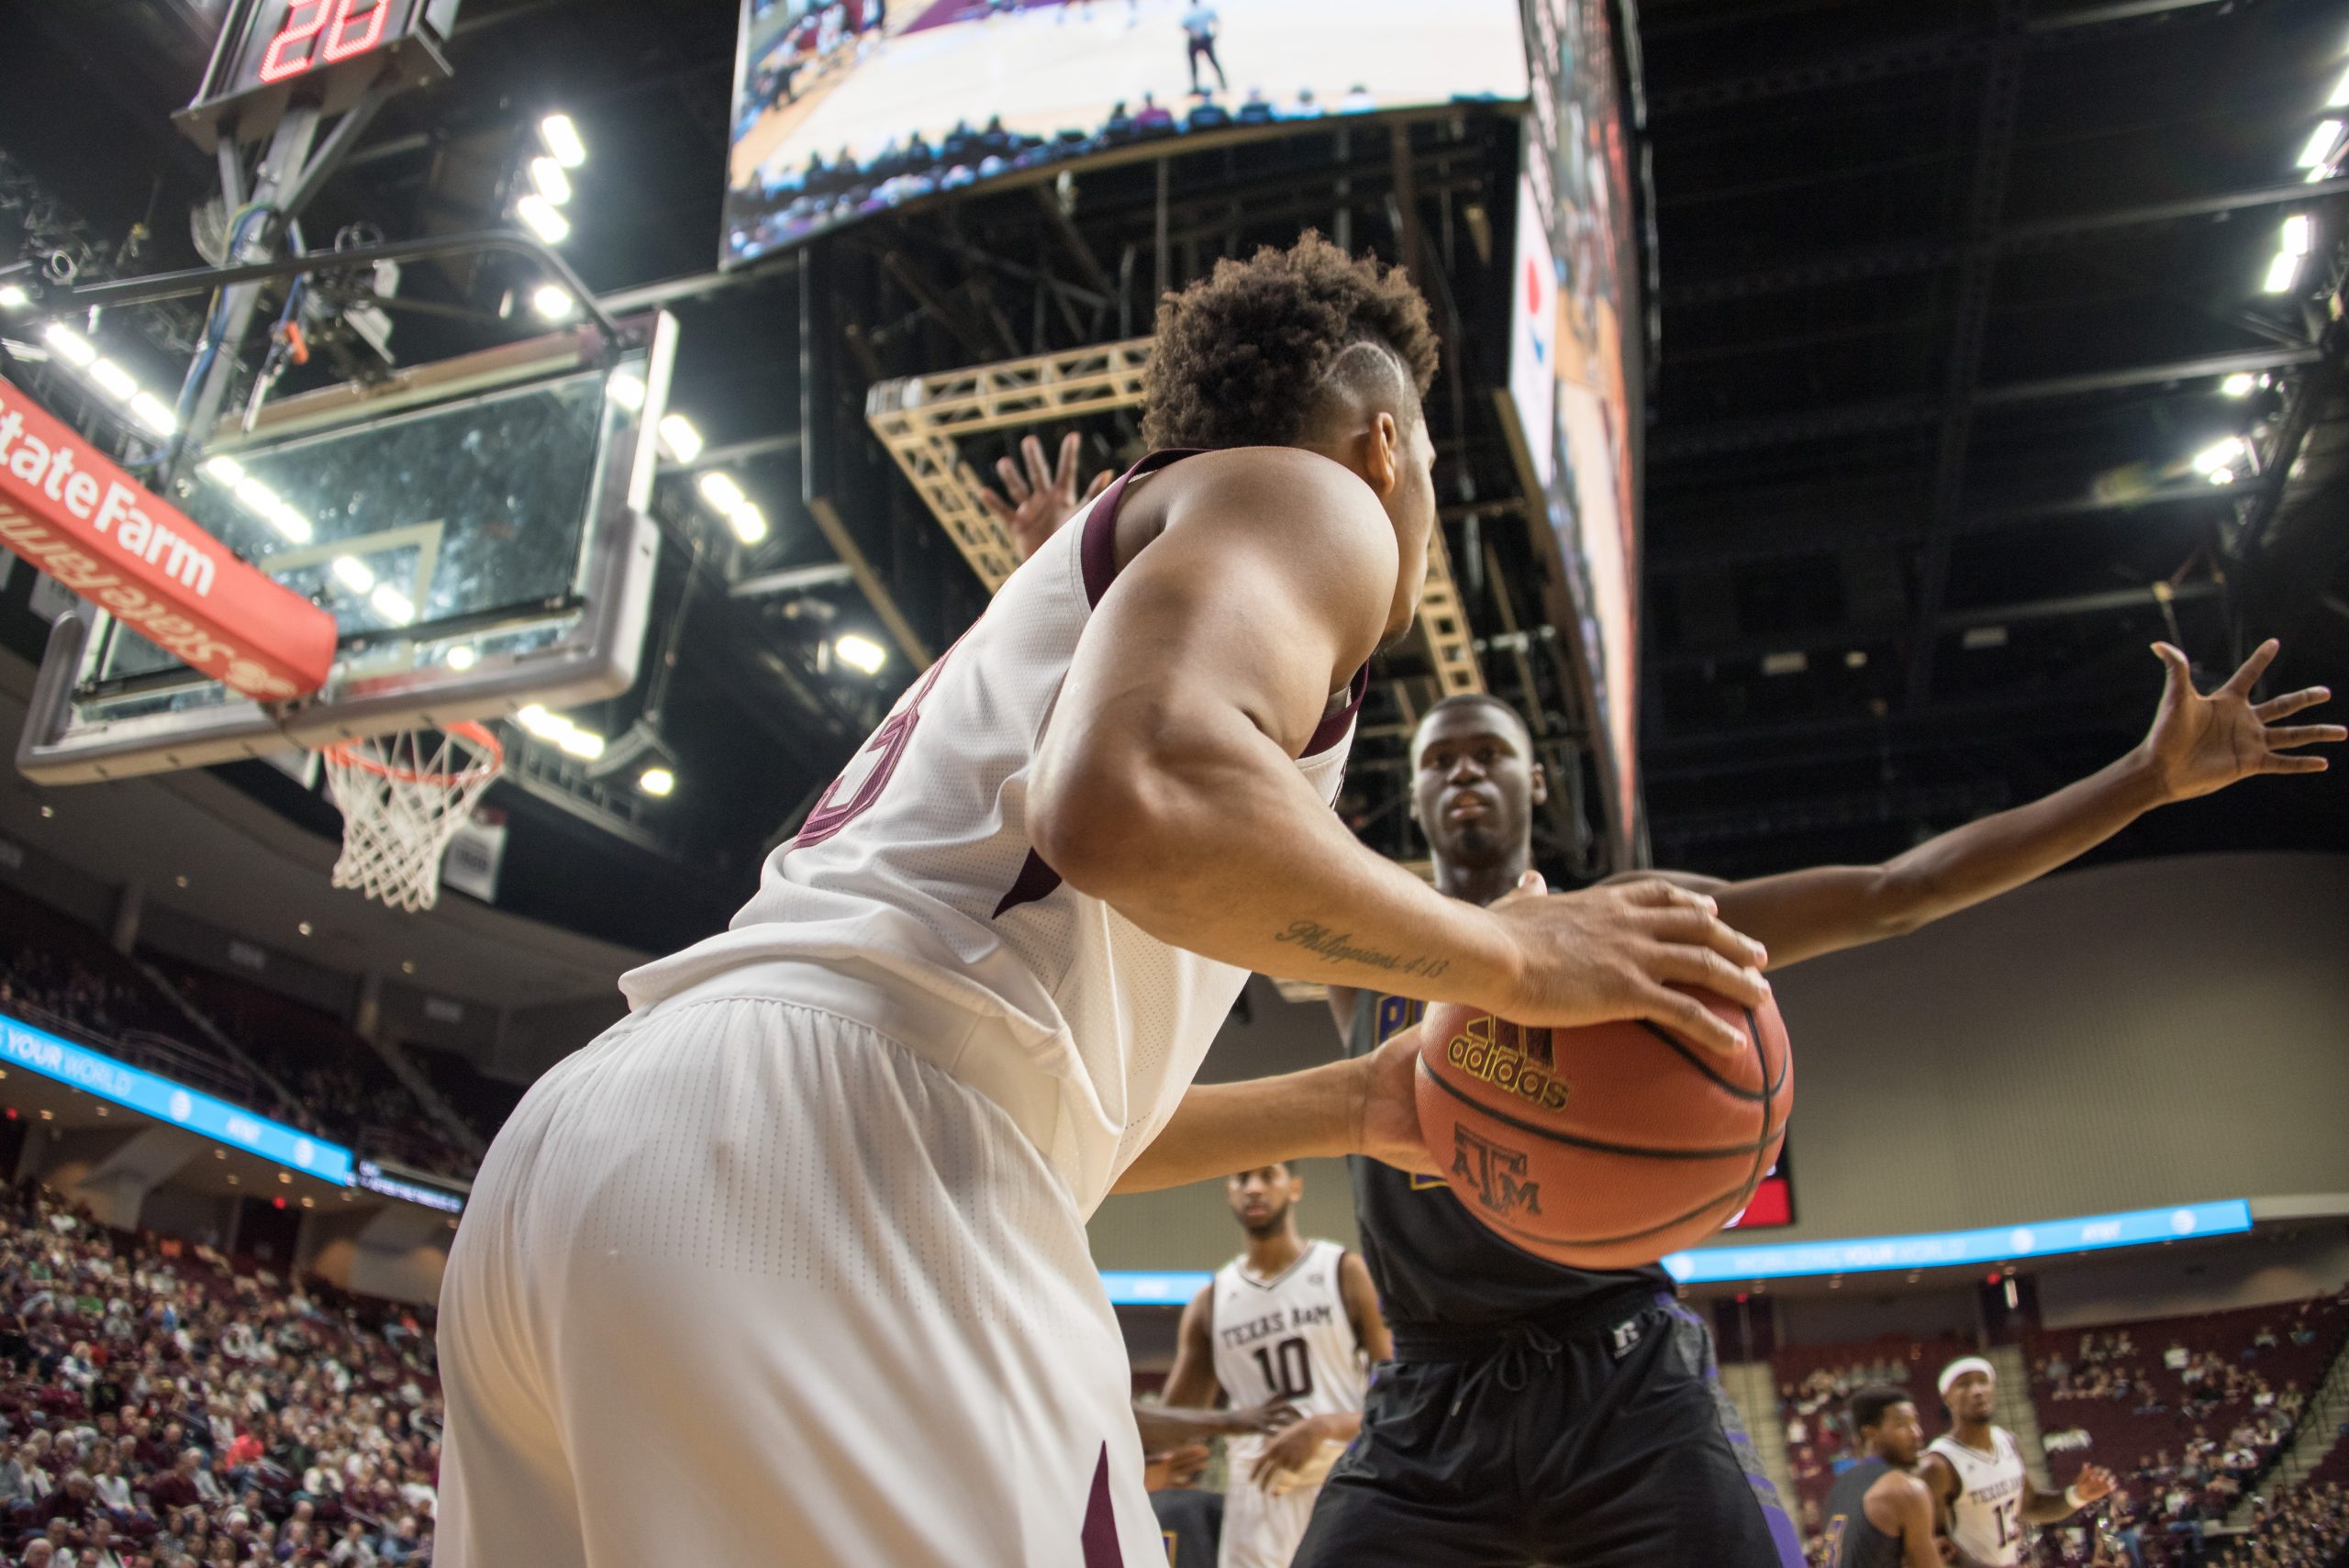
[2220,373,2256,396]
[639,766,676,797]
[2282,214,2314,256]
[2300,120,2344,168]
[728,502,768,545]
[2265,251,2301,294]
[529,156,573,206]
[658,414,704,463]
[128,393,177,437]
[834,634,887,675]
[0,285,29,310]
[698,472,747,513]
[88,359,138,400]
[515,195,571,245]
[41,323,95,368]
[530,284,577,320]
[2190,436,2248,473]
[540,113,587,169]
[607,372,646,411]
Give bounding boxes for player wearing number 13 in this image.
[1923,1359,2116,1566]
[436,234,1776,1568]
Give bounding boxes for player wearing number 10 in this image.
[436,233,1774,1568]
[1157,1163,1390,1568]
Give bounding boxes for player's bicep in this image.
[1031,457,1394,864]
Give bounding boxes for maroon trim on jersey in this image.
[1081,449,1206,608]
[1305,664,1371,758]
[992,848,1063,918]
[1080,1444,1124,1566]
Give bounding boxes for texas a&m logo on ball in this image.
[1450,1125,1542,1218]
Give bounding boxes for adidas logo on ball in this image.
[1443,1018,1571,1112]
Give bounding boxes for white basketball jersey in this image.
[619,451,1364,1214]
[1209,1240,1366,1477]
[1928,1429,2030,1567]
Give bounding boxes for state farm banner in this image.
[0,375,336,702]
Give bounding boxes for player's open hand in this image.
[969,432,1116,561]
[2073,1463,2118,1505]
[1142,1443,1209,1491]
[2143,639,2341,800]
[1488,875,1770,1056]
[1249,1414,1334,1487]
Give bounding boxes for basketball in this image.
[1413,993,1791,1269]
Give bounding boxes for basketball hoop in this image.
[319,723,505,913]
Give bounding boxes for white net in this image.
[320,725,504,913]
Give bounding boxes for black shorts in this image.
[1292,1293,1805,1568]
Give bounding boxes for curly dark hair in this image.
[1141,232,1440,450]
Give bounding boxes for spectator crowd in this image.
[0,1180,440,1568]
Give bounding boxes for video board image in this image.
[1508,0,1642,855]
[724,0,1528,264]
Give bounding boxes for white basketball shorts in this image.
[1219,1476,1325,1568]
[436,991,1161,1568]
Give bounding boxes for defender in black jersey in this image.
[1819,1386,1943,1568]
[1291,661,2336,1567]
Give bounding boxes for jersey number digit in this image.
[1993,1497,2021,1548]
[791,640,958,850]
[1250,1337,1314,1401]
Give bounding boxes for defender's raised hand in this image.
[2143,639,2341,801]
[969,431,1117,561]
[1489,876,1771,1056]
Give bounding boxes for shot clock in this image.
[176,0,464,150]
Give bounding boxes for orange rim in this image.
[318,721,505,788]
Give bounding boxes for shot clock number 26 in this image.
[254,0,397,83]
[178,0,458,149]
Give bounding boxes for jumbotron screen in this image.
[1724,1141,1795,1232]
[723,0,1529,265]
[1508,0,1642,857]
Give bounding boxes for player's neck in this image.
[1434,851,1532,909]
[1952,1418,1997,1451]
[1243,1227,1307,1279]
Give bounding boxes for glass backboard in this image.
[16,314,676,784]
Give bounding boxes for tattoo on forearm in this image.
[1273,920,1451,978]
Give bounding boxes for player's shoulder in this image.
[1152,447,1394,548]
[1869,1465,1931,1502]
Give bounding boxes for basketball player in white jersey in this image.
[1922,1358,2115,1566]
[435,233,1777,1568]
[1156,1162,1390,1568]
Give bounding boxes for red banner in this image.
[0,375,336,702]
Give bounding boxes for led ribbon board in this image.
[1,1010,355,1184]
[1101,1272,1214,1307]
[1662,1199,2254,1284]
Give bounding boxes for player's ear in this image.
[1528,758,1548,806]
[1363,411,1402,499]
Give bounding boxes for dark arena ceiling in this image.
[0,0,2342,957]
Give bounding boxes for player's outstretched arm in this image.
[1631,639,2341,971]
[1030,448,1769,1047]
[2022,1463,2114,1526]
[1138,1284,1298,1449]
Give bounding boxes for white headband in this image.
[1937,1356,1995,1397]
